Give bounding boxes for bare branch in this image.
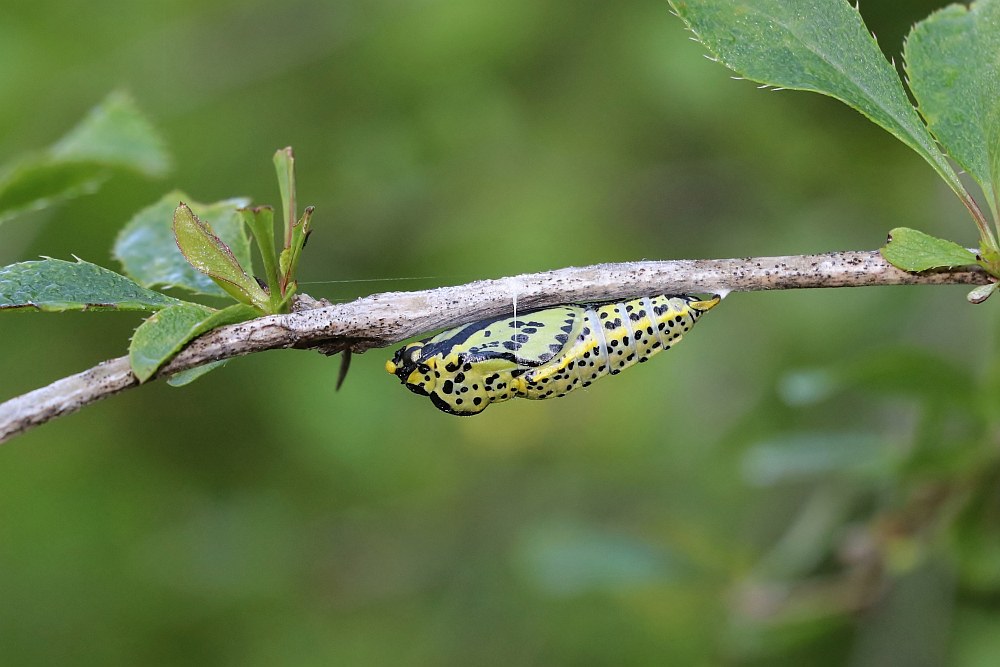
[0,251,991,444]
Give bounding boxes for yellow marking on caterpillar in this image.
[386,294,720,415]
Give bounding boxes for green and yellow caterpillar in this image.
[385,294,720,415]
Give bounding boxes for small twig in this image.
[0,250,991,445]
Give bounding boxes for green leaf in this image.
[49,91,170,177]
[904,0,1000,221]
[780,347,977,407]
[0,161,111,225]
[113,192,251,297]
[277,206,313,308]
[273,147,296,242]
[880,227,979,271]
[130,304,213,381]
[129,303,258,382]
[239,206,279,307]
[742,432,898,486]
[0,258,181,312]
[0,91,170,224]
[286,206,313,278]
[166,359,230,387]
[172,203,268,308]
[514,521,675,595]
[668,0,969,209]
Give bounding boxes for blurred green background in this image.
[3,0,998,664]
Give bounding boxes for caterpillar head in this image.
[385,342,437,396]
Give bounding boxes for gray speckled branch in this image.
[0,250,991,444]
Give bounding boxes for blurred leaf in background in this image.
[0,91,169,225]
[1,1,997,665]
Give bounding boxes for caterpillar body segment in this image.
[385,294,720,415]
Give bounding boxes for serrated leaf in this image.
[904,0,1000,221]
[173,203,268,308]
[0,91,170,224]
[0,258,182,312]
[113,192,251,297]
[668,0,968,206]
[129,303,258,382]
[881,226,979,271]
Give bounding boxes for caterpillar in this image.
[385,294,720,415]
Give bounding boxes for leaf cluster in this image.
[670,0,1000,301]
[0,94,314,383]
